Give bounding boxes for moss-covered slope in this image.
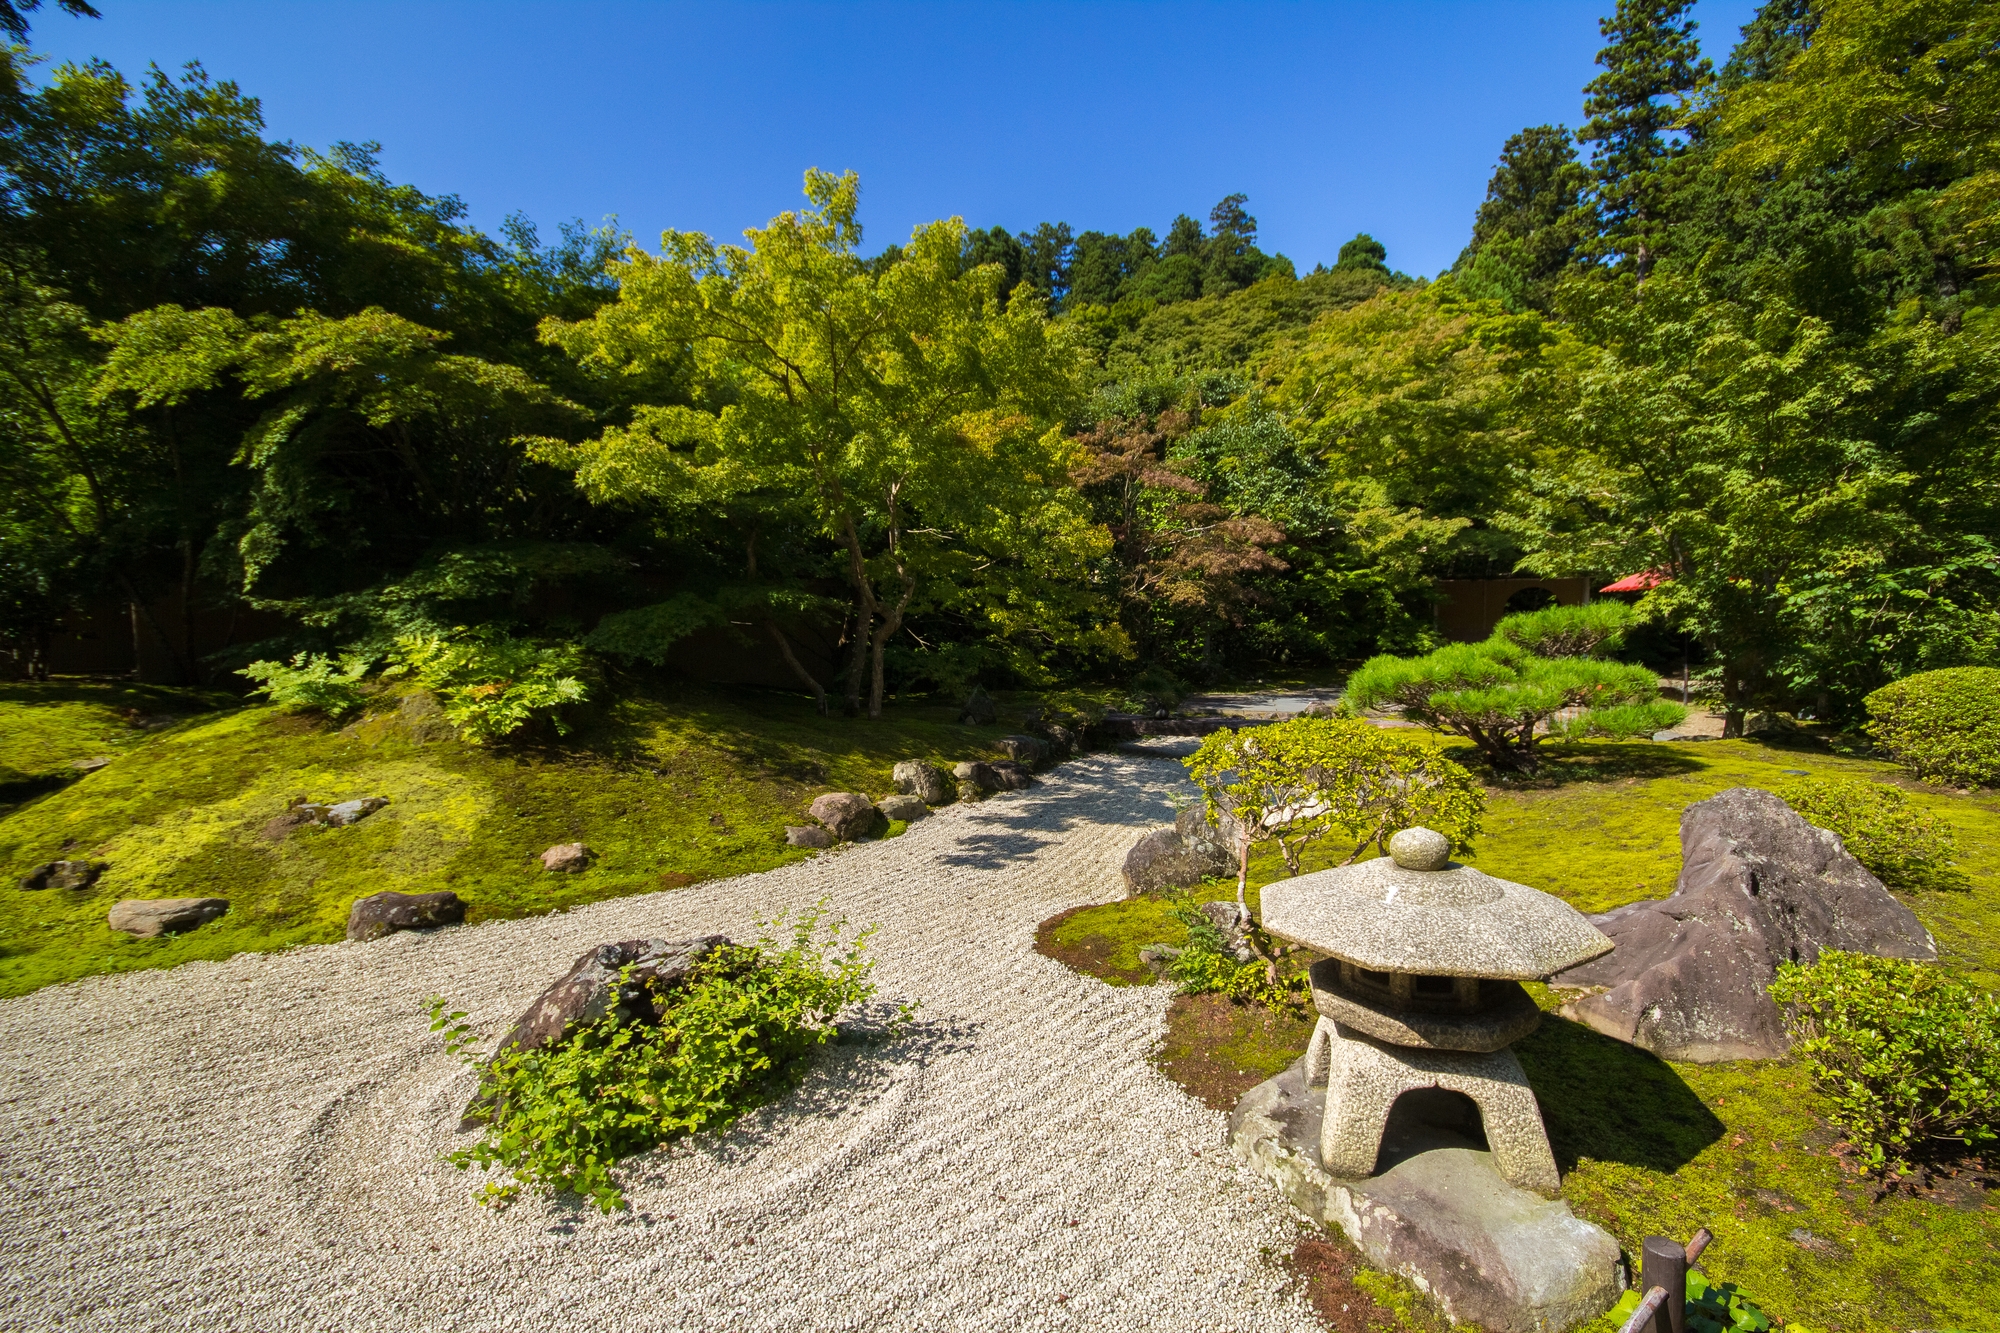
[0,679,998,998]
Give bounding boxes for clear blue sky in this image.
[23,0,1761,277]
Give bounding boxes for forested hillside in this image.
[2,0,1994,733]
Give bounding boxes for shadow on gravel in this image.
[938,757,1186,870]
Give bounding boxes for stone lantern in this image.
[1259,827,1613,1195]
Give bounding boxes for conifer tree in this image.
[1578,0,1713,275]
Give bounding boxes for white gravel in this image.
[0,747,1323,1332]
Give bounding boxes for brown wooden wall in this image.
[1433,577,1591,643]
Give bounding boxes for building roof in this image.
[1600,569,1667,593]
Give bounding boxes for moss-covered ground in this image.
[1044,735,2000,1333]
[0,677,1005,998]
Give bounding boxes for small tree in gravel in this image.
[1342,641,1683,775]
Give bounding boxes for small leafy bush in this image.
[237,652,372,720]
[1490,600,1641,659]
[1183,717,1485,885]
[1769,951,2000,1175]
[432,907,881,1213]
[1163,895,1307,1012]
[1864,667,2000,788]
[391,628,589,743]
[1773,775,1963,892]
[1343,640,1684,774]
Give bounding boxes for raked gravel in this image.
[0,745,1323,1332]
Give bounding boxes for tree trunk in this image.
[768,622,828,715]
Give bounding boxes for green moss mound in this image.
[1043,735,2000,1333]
[0,679,997,998]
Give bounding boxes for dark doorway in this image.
[1372,1086,1488,1174]
[1503,586,1556,614]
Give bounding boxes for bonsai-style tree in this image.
[1489,600,1641,658]
[1182,716,1486,909]
[1343,640,1684,774]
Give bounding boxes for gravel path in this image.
[0,747,1322,1332]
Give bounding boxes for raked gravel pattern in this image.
[0,745,1323,1332]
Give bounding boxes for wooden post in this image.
[1641,1235,1687,1333]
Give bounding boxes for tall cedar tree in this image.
[1452,126,1592,310]
[1579,0,1713,275]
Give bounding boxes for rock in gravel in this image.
[345,890,466,942]
[540,842,591,873]
[1554,786,1938,1062]
[18,860,105,891]
[495,936,731,1056]
[953,760,1001,791]
[989,761,1034,791]
[107,897,229,938]
[994,734,1049,768]
[892,759,954,805]
[810,791,883,841]
[1122,829,1213,896]
[785,825,834,848]
[875,794,929,823]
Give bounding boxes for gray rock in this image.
[540,842,591,872]
[1175,805,1241,870]
[989,760,1034,791]
[1230,1058,1619,1333]
[19,860,105,891]
[68,756,111,772]
[1555,787,1938,1062]
[298,796,389,827]
[346,890,465,941]
[785,825,834,849]
[496,936,730,1055]
[107,897,228,938]
[1200,898,1259,963]
[809,791,882,841]
[891,760,953,806]
[994,734,1049,768]
[875,794,929,823]
[1121,828,1207,896]
[952,760,1001,791]
[957,688,997,726]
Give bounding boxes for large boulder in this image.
[875,794,929,823]
[1554,787,1938,1062]
[892,760,954,806]
[989,760,1034,791]
[809,791,882,841]
[107,897,228,938]
[346,890,466,942]
[1121,825,1231,896]
[1176,805,1242,867]
[495,936,730,1056]
[785,825,834,849]
[19,860,105,891]
[994,734,1049,768]
[953,760,1001,793]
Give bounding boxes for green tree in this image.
[541,170,1121,718]
[1578,0,1714,275]
[1452,125,1593,311]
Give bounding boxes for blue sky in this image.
[24,1,1761,277]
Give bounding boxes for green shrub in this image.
[432,907,882,1212]
[1490,600,1641,659]
[1769,951,2000,1175]
[1183,717,1486,889]
[391,629,589,743]
[1342,641,1685,774]
[1864,667,2000,788]
[237,652,372,720]
[1773,775,1963,892]
[1163,895,1306,1011]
